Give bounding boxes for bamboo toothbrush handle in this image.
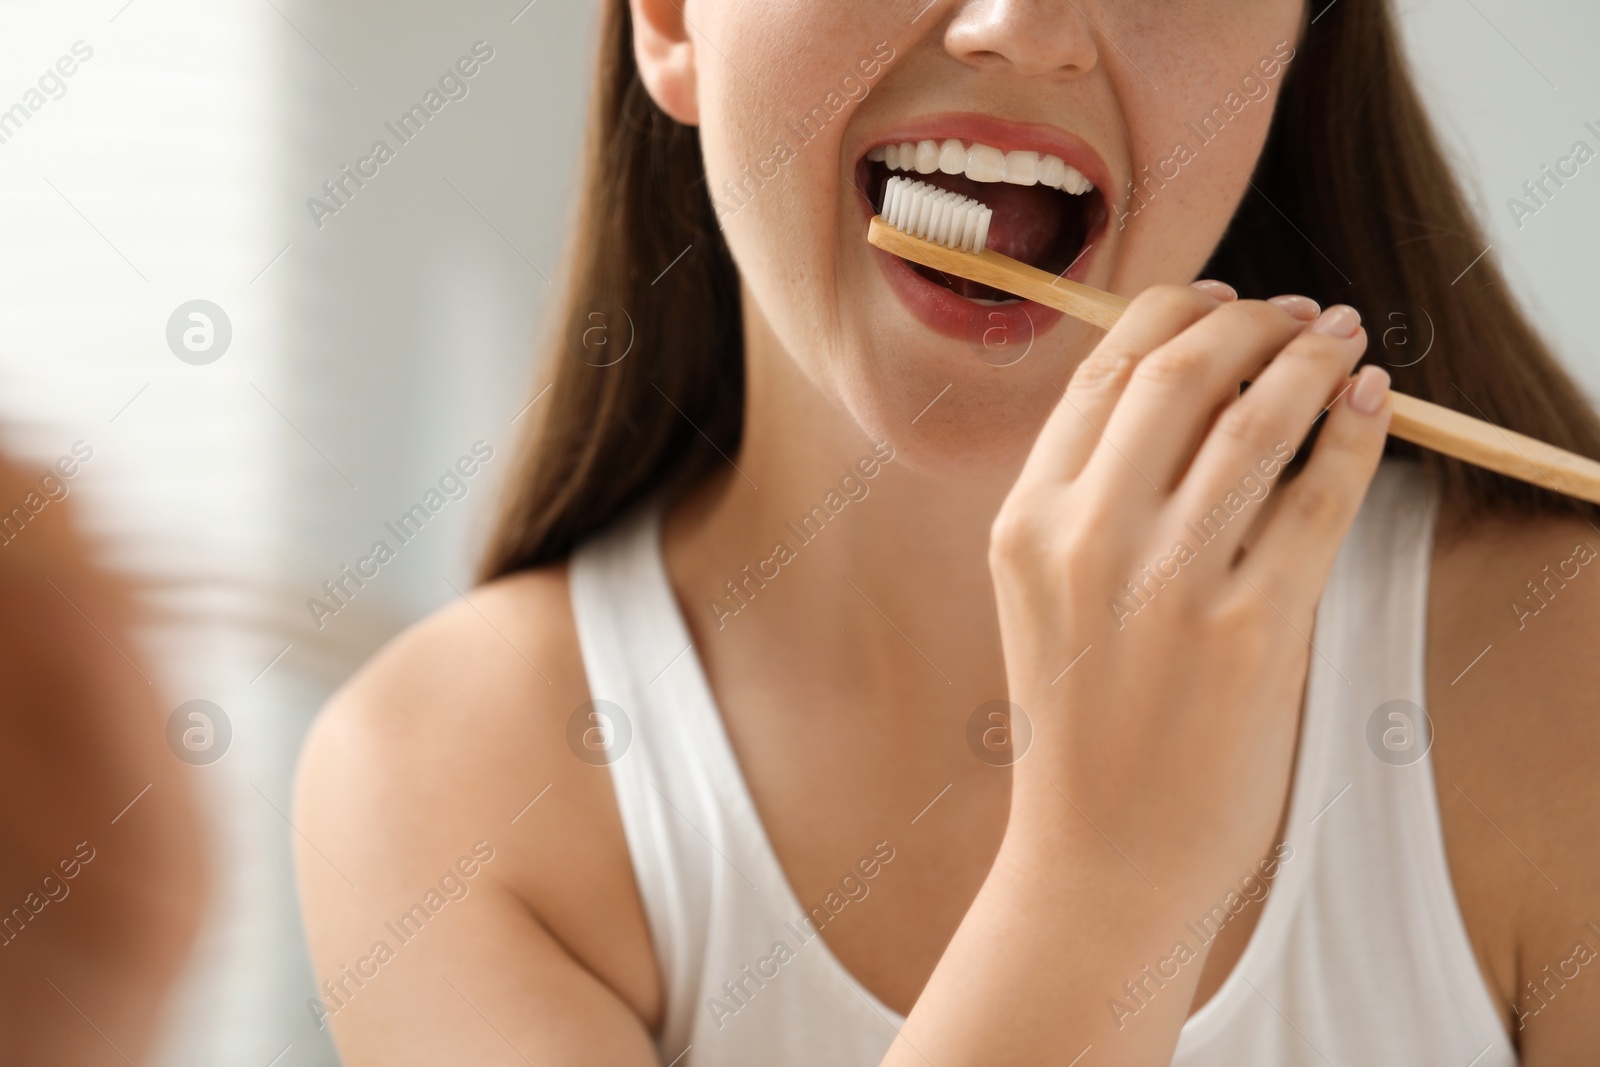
[869,216,1130,330]
[867,215,1600,506]
[1387,393,1600,505]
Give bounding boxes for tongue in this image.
[914,171,1065,267]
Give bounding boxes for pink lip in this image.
[852,112,1110,345]
[867,233,1068,344]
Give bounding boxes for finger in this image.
[1236,364,1392,616]
[1076,298,1318,497]
[1170,305,1369,566]
[1016,283,1222,491]
[1190,279,1238,302]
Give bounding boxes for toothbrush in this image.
[869,176,1600,507]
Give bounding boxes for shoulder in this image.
[1429,506,1599,731]
[296,566,585,827]
[1428,507,1599,749]
[1427,506,1600,1051]
[293,563,661,1023]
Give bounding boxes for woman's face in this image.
[653,0,1305,475]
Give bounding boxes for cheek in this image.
[696,7,865,217]
[1109,3,1303,286]
[695,4,895,337]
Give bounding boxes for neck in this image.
[663,291,1015,708]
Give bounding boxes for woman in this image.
[295,0,1600,1063]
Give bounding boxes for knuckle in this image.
[989,502,1047,567]
[1218,298,1300,337]
[1208,589,1275,645]
[1132,341,1208,387]
[1057,497,1117,556]
[1129,282,1213,320]
[990,494,1109,577]
[1069,344,1140,396]
[1285,477,1345,528]
[1318,395,1384,451]
[1289,331,1359,373]
[1212,399,1282,447]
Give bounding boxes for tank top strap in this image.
[568,502,902,1063]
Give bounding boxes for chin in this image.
[833,333,1076,483]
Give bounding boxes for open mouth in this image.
[857,138,1109,303]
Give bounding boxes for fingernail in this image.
[1190,279,1238,301]
[1349,365,1391,415]
[1268,294,1321,321]
[1308,305,1362,338]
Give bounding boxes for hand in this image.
[990,283,1391,911]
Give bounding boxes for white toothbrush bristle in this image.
[879,175,992,254]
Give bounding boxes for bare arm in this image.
[294,572,662,1066]
[883,287,1391,1064]
[1429,513,1600,1063]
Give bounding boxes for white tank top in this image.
[568,459,1517,1066]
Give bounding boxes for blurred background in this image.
[0,0,1595,1062]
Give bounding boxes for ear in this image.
[630,0,699,125]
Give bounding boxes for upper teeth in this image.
[867,139,1094,195]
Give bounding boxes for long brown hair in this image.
[480,0,1600,579]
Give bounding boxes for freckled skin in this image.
[295,3,1600,1063]
[686,0,1301,475]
